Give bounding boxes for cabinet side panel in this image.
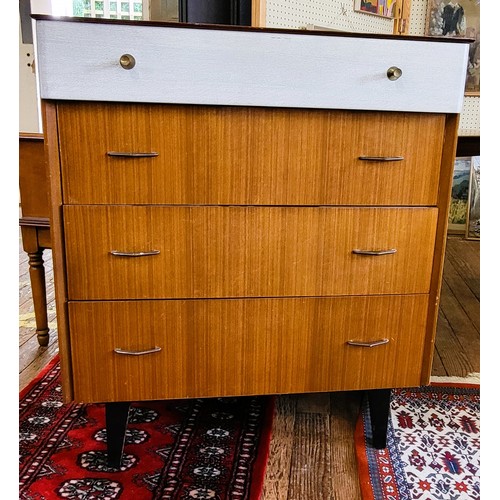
[41,101,74,401]
[420,113,460,384]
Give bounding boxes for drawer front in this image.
[68,296,429,403]
[58,103,444,206]
[36,19,467,113]
[64,206,437,300]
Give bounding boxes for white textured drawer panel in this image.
[34,18,468,113]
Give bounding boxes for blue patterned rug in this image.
[355,384,480,500]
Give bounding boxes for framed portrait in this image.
[465,156,480,240]
[425,0,480,95]
[448,157,471,234]
[354,0,396,18]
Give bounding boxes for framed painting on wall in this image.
[466,156,480,239]
[354,0,396,18]
[425,0,480,95]
[448,156,471,234]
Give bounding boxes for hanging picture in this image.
[466,156,480,239]
[425,0,480,95]
[448,156,471,234]
[354,0,396,18]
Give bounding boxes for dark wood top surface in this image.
[32,14,473,44]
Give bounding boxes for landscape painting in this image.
[426,0,480,94]
[466,156,480,239]
[449,157,471,233]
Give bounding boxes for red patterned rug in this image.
[20,357,275,499]
[355,384,480,500]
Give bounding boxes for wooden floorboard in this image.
[19,234,480,496]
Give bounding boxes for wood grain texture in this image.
[34,19,469,112]
[68,295,428,402]
[251,0,266,27]
[445,238,480,299]
[19,133,50,219]
[330,391,364,499]
[288,413,333,499]
[58,103,445,206]
[439,280,480,371]
[296,393,331,415]
[64,205,438,300]
[41,102,74,401]
[434,309,474,377]
[442,258,480,332]
[261,396,297,500]
[420,114,460,384]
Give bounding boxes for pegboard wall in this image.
[266,0,393,33]
[265,0,480,136]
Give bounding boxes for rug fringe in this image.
[430,372,480,384]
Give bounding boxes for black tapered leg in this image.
[105,402,131,468]
[367,389,391,449]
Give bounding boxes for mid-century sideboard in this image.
[33,15,469,466]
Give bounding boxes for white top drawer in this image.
[34,17,468,113]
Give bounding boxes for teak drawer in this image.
[64,205,437,300]
[68,295,429,403]
[58,103,445,206]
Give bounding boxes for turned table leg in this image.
[367,388,391,449]
[105,402,131,468]
[27,249,50,347]
[21,225,50,347]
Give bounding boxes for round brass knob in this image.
[119,54,136,70]
[387,66,402,81]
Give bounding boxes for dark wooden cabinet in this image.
[179,0,251,25]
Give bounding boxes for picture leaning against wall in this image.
[466,156,480,240]
[449,156,471,234]
[426,0,480,94]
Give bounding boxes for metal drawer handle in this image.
[347,339,389,348]
[358,156,404,162]
[387,66,402,81]
[107,151,159,158]
[110,250,160,257]
[352,249,397,256]
[114,346,162,356]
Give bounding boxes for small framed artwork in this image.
[425,0,480,95]
[354,0,396,18]
[465,156,480,240]
[448,156,472,234]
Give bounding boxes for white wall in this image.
[19,0,74,133]
[19,22,40,133]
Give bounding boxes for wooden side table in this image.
[19,132,51,347]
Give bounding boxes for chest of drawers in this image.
[34,15,469,463]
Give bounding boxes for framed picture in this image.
[354,0,396,18]
[448,157,471,234]
[425,0,480,95]
[466,156,480,240]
